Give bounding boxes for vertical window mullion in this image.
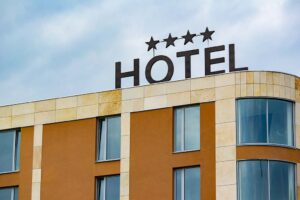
[103,177,106,200]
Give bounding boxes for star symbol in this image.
[200,27,215,42]
[146,36,160,51]
[182,30,197,45]
[163,33,178,48]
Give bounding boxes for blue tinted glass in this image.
[107,116,120,160]
[174,108,184,151]
[269,161,295,200]
[0,188,13,200]
[174,169,183,200]
[106,175,120,200]
[98,119,106,161]
[14,187,18,200]
[0,130,15,173]
[185,167,200,200]
[238,160,269,200]
[268,100,293,146]
[184,106,200,151]
[15,131,20,171]
[238,99,267,144]
[96,178,105,200]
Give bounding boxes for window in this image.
[174,167,200,200]
[97,116,121,161]
[237,99,294,146]
[0,129,20,173]
[174,105,200,152]
[238,160,296,200]
[0,187,18,200]
[96,175,120,200]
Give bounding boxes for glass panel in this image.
[0,188,13,200]
[238,160,269,200]
[96,178,105,200]
[0,130,15,173]
[15,131,20,171]
[238,99,267,144]
[174,108,184,152]
[174,169,183,200]
[13,187,18,200]
[185,167,200,200]
[106,175,120,200]
[184,106,200,151]
[268,100,294,146]
[107,116,121,160]
[269,161,295,200]
[98,119,106,161]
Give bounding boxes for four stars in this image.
[146,27,215,51]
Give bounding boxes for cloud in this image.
[0,0,299,105]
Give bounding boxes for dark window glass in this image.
[96,175,120,200]
[97,116,121,161]
[0,130,20,173]
[237,99,294,146]
[238,160,269,200]
[0,187,18,200]
[174,105,200,152]
[269,161,295,200]
[174,167,200,200]
[238,160,296,200]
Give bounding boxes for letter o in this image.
[145,55,174,84]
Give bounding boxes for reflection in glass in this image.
[238,99,267,143]
[97,116,121,161]
[174,167,200,200]
[238,160,295,200]
[96,175,120,200]
[174,105,200,152]
[0,130,20,173]
[0,187,18,200]
[237,99,294,146]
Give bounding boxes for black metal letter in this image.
[229,44,248,72]
[176,49,200,78]
[205,45,226,75]
[115,59,140,89]
[145,55,174,84]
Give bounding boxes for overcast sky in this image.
[0,0,299,105]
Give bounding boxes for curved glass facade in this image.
[238,160,296,200]
[237,98,294,146]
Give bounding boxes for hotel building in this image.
[0,71,299,200]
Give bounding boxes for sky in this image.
[0,0,299,105]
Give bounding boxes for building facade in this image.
[0,71,299,200]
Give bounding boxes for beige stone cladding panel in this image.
[77,93,98,106]
[99,90,121,103]
[0,117,12,130]
[35,100,56,112]
[56,96,77,109]
[217,185,237,200]
[12,103,35,116]
[191,76,215,90]
[0,106,12,117]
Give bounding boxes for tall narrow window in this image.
[174,105,200,152]
[96,175,120,200]
[238,160,296,200]
[97,116,121,161]
[0,187,18,200]
[0,129,20,173]
[174,167,200,200]
[237,98,294,146]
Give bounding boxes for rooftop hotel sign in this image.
[115,27,248,88]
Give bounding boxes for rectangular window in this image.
[97,116,121,161]
[237,98,294,146]
[238,160,296,200]
[174,105,200,152]
[174,167,200,200]
[96,175,120,200]
[0,187,18,200]
[0,129,20,173]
